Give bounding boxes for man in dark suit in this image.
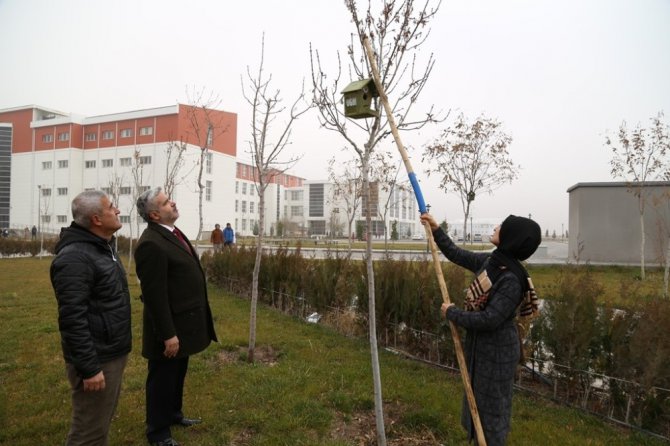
[134,187,217,446]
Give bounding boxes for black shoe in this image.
[149,438,180,446]
[173,417,202,427]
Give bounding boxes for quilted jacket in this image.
[50,223,132,378]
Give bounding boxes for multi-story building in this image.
[0,104,239,238]
[282,179,421,239]
[0,104,420,240]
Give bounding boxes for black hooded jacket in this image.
[50,223,132,378]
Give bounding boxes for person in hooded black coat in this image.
[421,213,541,446]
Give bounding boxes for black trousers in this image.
[146,357,189,442]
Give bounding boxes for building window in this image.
[291,206,303,217]
[205,153,212,174]
[102,159,113,168]
[235,182,239,194]
[41,215,51,224]
[241,201,247,213]
[139,156,151,165]
[57,187,68,196]
[120,187,131,195]
[120,215,130,223]
[139,126,153,136]
[57,215,67,223]
[249,202,255,213]
[120,157,131,166]
[41,188,51,197]
[206,129,213,146]
[102,130,114,140]
[242,219,247,231]
[309,183,324,217]
[58,132,70,141]
[120,129,132,138]
[242,183,247,195]
[42,161,52,170]
[102,187,112,194]
[139,185,150,193]
[205,180,212,201]
[85,132,96,141]
[58,160,68,168]
[290,190,303,201]
[235,200,239,212]
[85,160,96,169]
[42,134,53,143]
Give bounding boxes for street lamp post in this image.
[36,185,41,236]
[37,185,43,259]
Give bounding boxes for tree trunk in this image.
[249,184,265,363]
[462,201,471,247]
[362,156,387,446]
[664,236,670,298]
[196,149,206,252]
[640,211,646,280]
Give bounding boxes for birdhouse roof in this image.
[341,78,378,95]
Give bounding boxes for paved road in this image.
[228,239,571,265]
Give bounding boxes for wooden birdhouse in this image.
[341,78,379,119]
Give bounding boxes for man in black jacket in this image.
[51,190,132,446]
[135,187,217,446]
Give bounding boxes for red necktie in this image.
[172,228,191,252]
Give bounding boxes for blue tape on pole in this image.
[408,172,427,214]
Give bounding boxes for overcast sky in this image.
[1,0,668,235]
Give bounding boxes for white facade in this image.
[13,143,238,239]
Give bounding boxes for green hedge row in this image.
[0,235,135,258]
[202,246,670,435]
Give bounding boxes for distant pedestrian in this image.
[210,223,224,252]
[31,225,37,240]
[223,223,234,247]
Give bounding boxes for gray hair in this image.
[137,187,163,222]
[72,190,107,229]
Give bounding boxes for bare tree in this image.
[128,146,146,269]
[311,1,442,443]
[37,184,52,259]
[242,34,310,363]
[651,191,670,297]
[423,112,518,246]
[107,172,125,252]
[183,88,229,250]
[605,111,670,279]
[328,156,363,252]
[370,152,403,252]
[163,138,188,198]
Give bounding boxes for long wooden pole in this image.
[362,37,487,446]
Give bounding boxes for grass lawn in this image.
[0,257,663,445]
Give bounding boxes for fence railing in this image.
[215,274,670,442]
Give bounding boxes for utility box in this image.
[341,78,379,119]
